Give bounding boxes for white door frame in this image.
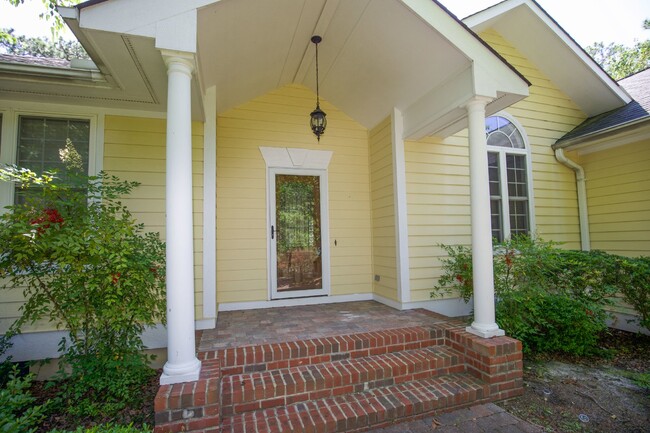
[269,167,330,300]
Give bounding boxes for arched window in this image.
[485,115,533,242]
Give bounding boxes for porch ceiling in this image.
[197,0,471,130]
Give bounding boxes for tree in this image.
[586,19,650,80]
[586,40,650,80]
[0,28,89,60]
[4,0,81,37]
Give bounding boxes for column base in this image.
[160,357,201,385]
[466,324,505,339]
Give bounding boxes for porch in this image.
[154,301,523,433]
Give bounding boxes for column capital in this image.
[463,96,493,112]
[160,49,195,74]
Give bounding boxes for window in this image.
[486,115,533,242]
[15,116,91,203]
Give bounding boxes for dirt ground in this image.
[499,330,650,433]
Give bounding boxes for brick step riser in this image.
[221,374,489,433]
[218,327,444,375]
[221,349,466,416]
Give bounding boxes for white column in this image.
[160,52,201,385]
[465,97,505,339]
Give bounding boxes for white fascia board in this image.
[75,0,217,39]
[155,10,198,54]
[399,0,529,98]
[463,0,631,105]
[402,66,475,139]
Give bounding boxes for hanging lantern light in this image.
[310,35,327,141]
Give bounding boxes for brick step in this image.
[221,346,465,416]
[218,326,444,376]
[221,373,488,433]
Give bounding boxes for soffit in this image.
[464,0,630,117]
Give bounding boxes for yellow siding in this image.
[104,116,206,320]
[369,117,398,301]
[405,29,588,302]
[576,140,650,257]
[0,116,206,334]
[216,84,372,304]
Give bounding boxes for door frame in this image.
[268,167,331,300]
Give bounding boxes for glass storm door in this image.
[270,169,329,299]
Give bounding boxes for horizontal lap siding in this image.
[577,140,650,257]
[0,116,206,334]
[369,117,398,301]
[216,84,372,304]
[405,29,587,303]
[104,116,205,320]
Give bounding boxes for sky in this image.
[0,0,649,48]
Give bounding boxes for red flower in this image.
[30,208,64,234]
[456,274,464,283]
[112,273,121,284]
[585,309,593,317]
[504,252,513,267]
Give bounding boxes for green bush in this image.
[432,236,649,354]
[0,165,165,418]
[49,423,152,433]
[0,365,49,433]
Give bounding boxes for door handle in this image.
[271,225,275,239]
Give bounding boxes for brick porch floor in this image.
[155,301,524,433]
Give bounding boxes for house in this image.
[0,0,647,431]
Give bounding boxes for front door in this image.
[270,168,329,299]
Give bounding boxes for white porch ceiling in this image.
[1,0,530,137]
[197,0,471,129]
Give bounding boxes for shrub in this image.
[0,365,49,433]
[49,424,152,433]
[0,165,165,417]
[431,236,649,354]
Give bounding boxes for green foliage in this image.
[3,0,82,39]
[0,365,49,433]
[0,28,89,59]
[586,40,650,80]
[432,236,650,355]
[0,165,165,417]
[49,424,152,433]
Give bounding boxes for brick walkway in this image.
[156,301,530,433]
[366,403,544,433]
[200,301,450,350]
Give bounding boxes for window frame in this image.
[0,106,103,211]
[486,112,536,241]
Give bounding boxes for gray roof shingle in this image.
[0,53,71,68]
[557,68,650,144]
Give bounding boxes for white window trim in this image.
[0,106,104,211]
[487,111,536,240]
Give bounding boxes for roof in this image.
[556,68,650,145]
[0,53,70,68]
[463,0,630,117]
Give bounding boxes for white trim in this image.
[391,108,411,304]
[0,108,103,210]
[372,293,473,317]
[268,167,330,300]
[259,146,333,170]
[0,99,167,120]
[202,86,217,320]
[463,0,630,106]
[217,293,373,312]
[195,318,216,330]
[487,111,536,240]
